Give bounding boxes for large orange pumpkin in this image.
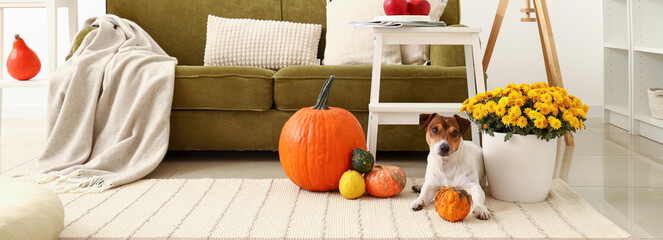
[434,186,472,223]
[364,165,406,197]
[279,75,367,191]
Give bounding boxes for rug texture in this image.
[57,178,631,239]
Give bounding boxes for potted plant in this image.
[460,82,588,202]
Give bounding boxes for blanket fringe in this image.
[12,169,112,193]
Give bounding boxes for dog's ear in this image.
[419,113,437,130]
[454,114,472,134]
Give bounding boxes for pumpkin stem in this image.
[314,75,335,110]
[14,34,20,40]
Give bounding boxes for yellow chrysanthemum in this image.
[527,109,541,120]
[582,104,590,113]
[463,98,469,105]
[472,104,486,119]
[498,97,510,107]
[552,92,564,104]
[534,119,548,129]
[459,106,466,112]
[492,87,502,96]
[508,83,522,91]
[502,115,513,126]
[569,117,580,129]
[535,102,552,115]
[485,101,497,113]
[508,106,522,117]
[532,82,549,89]
[540,94,553,103]
[527,90,538,100]
[548,116,562,130]
[516,116,528,128]
[514,96,526,107]
[473,109,484,120]
[495,105,506,116]
[466,103,474,112]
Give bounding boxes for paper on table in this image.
[347,20,447,28]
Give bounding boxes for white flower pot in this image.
[482,132,557,202]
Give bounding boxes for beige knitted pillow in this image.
[204,15,322,70]
[323,0,402,65]
[401,0,448,65]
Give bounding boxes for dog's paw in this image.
[412,184,422,193]
[473,206,491,220]
[411,199,424,211]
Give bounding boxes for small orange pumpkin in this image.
[434,187,472,223]
[279,75,367,191]
[364,165,406,197]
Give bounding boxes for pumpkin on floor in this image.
[352,148,374,173]
[364,165,406,197]
[339,170,365,199]
[434,186,472,223]
[279,75,367,191]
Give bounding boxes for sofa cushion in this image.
[174,66,275,111]
[273,65,469,111]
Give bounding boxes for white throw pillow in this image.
[401,0,448,65]
[204,15,322,70]
[323,0,402,65]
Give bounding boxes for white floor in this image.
[1,117,662,239]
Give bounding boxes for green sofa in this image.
[101,0,470,151]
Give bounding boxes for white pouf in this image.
[0,176,64,240]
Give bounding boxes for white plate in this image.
[373,15,430,22]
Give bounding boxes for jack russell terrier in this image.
[411,113,491,220]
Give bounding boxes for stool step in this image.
[369,103,462,113]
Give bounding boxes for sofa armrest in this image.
[65,27,98,61]
[429,24,467,67]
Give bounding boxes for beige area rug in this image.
[57,178,631,239]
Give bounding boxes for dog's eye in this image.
[452,130,459,137]
[432,127,439,134]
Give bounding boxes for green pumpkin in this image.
[352,148,375,173]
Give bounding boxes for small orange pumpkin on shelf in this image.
[434,186,472,223]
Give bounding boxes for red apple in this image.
[384,0,408,15]
[407,0,431,15]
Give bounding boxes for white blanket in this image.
[19,15,177,193]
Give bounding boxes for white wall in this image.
[1,0,104,118]
[2,0,603,118]
[460,0,604,116]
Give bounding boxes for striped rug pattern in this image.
[57,178,631,239]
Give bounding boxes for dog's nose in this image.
[440,144,450,155]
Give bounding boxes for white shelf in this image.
[634,46,663,55]
[632,0,663,50]
[0,0,46,8]
[604,48,629,114]
[603,0,663,144]
[604,43,629,50]
[0,78,49,88]
[605,104,629,116]
[369,103,462,113]
[603,0,629,46]
[634,114,663,129]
